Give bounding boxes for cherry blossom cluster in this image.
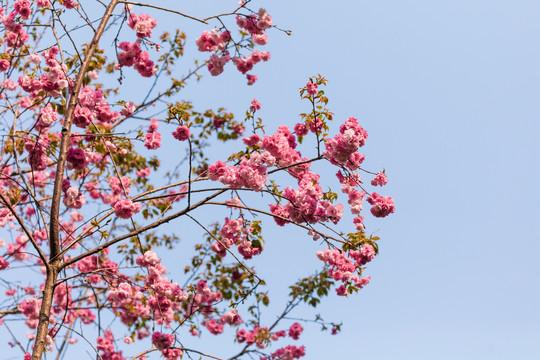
[288,322,304,340]
[272,177,344,225]
[19,283,97,344]
[0,254,9,269]
[231,50,271,74]
[316,247,373,296]
[306,81,318,96]
[152,332,182,360]
[371,172,388,186]
[63,184,86,209]
[97,330,124,360]
[3,5,29,49]
[220,308,243,326]
[196,8,273,84]
[236,8,273,39]
[196,30,231,52]
[266,345,306,360]
[16,46,70,103]
[339,177,366,230]
[210,217,262,260]
[208,54,231,76]
[114,197,142,219]
[261,126,309,178]
[207,151,270,191]
[144,118,162,149]
[128,13,158,38]
[106,251,231,333]
[24,136,50,172]
[76,86,120,128]
[134,251,187,325]
[236,325,273,348]
[0,207,14,228]
[172,125,190,141]
[114,11,159,77]
[366,192,395,218]
[235,322,305,359]
[6,234,29,261]
[117,41,157,77]
[323,116,368,169]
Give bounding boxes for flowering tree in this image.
[0,1,395,360]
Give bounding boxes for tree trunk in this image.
[31,263,58,360]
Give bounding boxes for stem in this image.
[119,1,208,23]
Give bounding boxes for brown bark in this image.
[31,1,120,359]
[49,0,121,257]
[31,263,58,360]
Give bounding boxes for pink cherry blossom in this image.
[306,81,318,96]
[208,54,230,76]
[250,99,261,112]
[366,192,395,218]
[0,59,10,72]
[144,131,161,149]
[114,198,142,219]
[151,332,174,350]
[66,147,88,170]
[288,322,303,340]
[172,126,190,141]
[0,256,9,270]
[136,167,151,177]
[36,0,50,7]
[371,172,388,186]
[246,74,258,85]
[128,13,157,38]
[323,117,368,168]
[243,134,261,146]
[0,4,395,356]
[204,319,224,335]
[196,30,230,52]
[220,309,243,325]
[294,123,308,137]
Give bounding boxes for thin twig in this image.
[119,1,208,24]
[0,193,49,267]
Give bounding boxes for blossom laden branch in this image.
[60,189,228,269]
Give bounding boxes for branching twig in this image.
[119,1,208,24]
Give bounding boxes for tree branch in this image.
[60,189,227,269]
[119,1,208,24]
[205,201,345,244]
